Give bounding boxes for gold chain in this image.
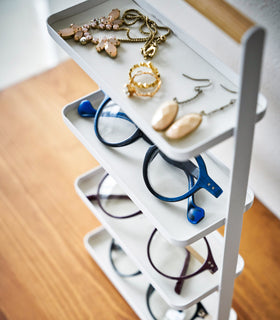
[58,8,171,59]
[119,9,171,58]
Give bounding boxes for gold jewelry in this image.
[153,84,237,140]
[121,9,171,59]
[125,71,161,97]
[129,62,160,89]
[57,8,171,59]
[165,99,236,140]
[152,74,212,131]
[125,62,161,97]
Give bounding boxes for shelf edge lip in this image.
[47,0,106,25]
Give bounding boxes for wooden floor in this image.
[0,60,279,320]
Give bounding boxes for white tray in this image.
[78,166,244,310]
[65,90,254,246]
[47,0,266,161]
[84,226,239,318]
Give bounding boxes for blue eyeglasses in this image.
[78,95,153,147]
[78,94,223,224]
[143,145,222,200]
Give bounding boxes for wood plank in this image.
[183,0,255,43]
[0,60,279,319]
[232,199,280,319]
[0,60,136,320]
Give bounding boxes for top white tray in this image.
[47,0,267,161]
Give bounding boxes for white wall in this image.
[149,0,280,218]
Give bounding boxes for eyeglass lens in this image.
[87,174,142,219]
[145,150,190,198]
[95,100,138,145]
[147,229,217,280]
[147,285,197,319]
[110,239,141,277]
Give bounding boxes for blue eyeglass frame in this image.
[78,94,223,210]
[143,145,223,202]
[187,174,205,224]
[78,94,153,147]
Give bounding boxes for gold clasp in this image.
[142,44,157,59]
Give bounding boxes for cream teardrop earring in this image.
[151,74,212,131]
[165,85,238,140]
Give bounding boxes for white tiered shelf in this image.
[63,90,254,247]
[84,227,238,319]
[76,166,244,310]
[47,0,266,319]
[47,0,266,161]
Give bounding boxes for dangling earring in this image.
[152,74,212,131]
[165,84,237,140]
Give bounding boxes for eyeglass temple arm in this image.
[161,151,223,198]
[174,248,191,294]
[187,174,205,224]
[87,194,131,201]
[175,240,218,294]
[195,156,223,198]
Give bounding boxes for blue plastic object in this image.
[78,99,97,117]
[143,145,223,202]
[187,175,205,224]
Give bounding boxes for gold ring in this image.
[125,62,161,97]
